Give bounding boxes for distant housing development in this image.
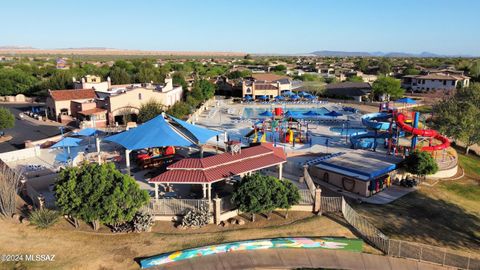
[402,69,470,91]
[46,75,183,127]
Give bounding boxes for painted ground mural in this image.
[140,237,363,268]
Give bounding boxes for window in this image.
[443,80,447,85]
[138,93,142,100]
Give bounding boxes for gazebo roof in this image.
[149,143,286,184]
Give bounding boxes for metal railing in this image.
[145,198,208,216]
[298,189,314,205]
[319,195,480,270]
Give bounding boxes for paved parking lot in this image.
[0,103,66,153]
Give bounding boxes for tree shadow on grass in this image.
[354,191,480,251]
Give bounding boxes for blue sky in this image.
[1,0,479,55]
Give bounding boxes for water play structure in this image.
[350,102,450,156]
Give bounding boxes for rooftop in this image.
[252,73,290,82]
[49,89,97,101]
[150,143,287,184]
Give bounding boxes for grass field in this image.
[0,211,360,270]
[354,151,480,254]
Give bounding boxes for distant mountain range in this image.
[310,50,474,58]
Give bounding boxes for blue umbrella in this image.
[298,91,308,97]
[282,91,293,96]
[74,128,102,137]
[258,95,268,100]
[304,94,315,100]
[259,110,273,117]
[303,110,320,116]
[324,111,343,117]
[244,95,253,101]
[51,137,82,148]
[394,97,416,104]
[290,94,300,100]
[274,95,285,100]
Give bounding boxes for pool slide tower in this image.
[352,102,450,156]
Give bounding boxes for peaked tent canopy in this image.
[274,95,285,100]
[290,95,300,100]
[51,137,83,148]
[324,111,343,117]
[104,115,193,150]
[259,110,273,117]
[394,97,417,104]
[257,95,268,100]
[168,115,221,144]
[74,127,102,137]
[244,95,253,101]
[303,110,320,116]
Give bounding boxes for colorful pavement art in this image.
[140,237,363,268]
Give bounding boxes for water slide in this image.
[361,112,392,131]
[396,113,450,151]
[350,113,392,149]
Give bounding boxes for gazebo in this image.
[149,143,287,201]
[103,114,220,172]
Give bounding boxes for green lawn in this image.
[413,105,432,113]
[458,152,480,177]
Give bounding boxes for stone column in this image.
[214,197,222,225]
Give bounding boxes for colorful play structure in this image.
[139,237,363,268]
[350,102,451,157]
[245,107,310,145]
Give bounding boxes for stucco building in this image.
[402,70,470,92]
[242,73,292,99]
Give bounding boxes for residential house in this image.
[402,70,470,92]
[324,82,372,102]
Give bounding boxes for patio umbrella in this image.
[303,110,320,116]
[303,94,315,100]
[274,95,285,101]
[298,91,308,97]
[244,95,253,101]
[394,97,417,104]
[50,137,82,148]
[259,110,273,117]
[324,111,343,117]
[282,91,293,96]
[290,94,300,100]
[257,95,268,100]
[74,127,102,137]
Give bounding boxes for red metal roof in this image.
[168,143,283,170]
[149,143,287,183]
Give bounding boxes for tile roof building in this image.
[402,70,470,92]
[324,82,372,102]
[242,73,292,99]
[149,143,287,200]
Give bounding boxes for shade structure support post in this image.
[200,145,204,158]
[278,163,283,180]
[207,183,212,201]
[125,149,131,175]
[154,183,159,201]
[202,183,207,198]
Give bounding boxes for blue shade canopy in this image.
[274,95,285,100]
[290,94,300,100]
[259,110,273,117]
[244,95,253,100]
[51,137,82,148]
[257,95,268,100]
[324,111,343,117]
[303,110,320,116]
[298,91,308,97]
[282,91,293,96]
[304,94,315,99]
[285,111,301,117]
[395,97,417,104]
[104,115,193,150]
[168,115,221,144]
[74,128,101,137]
[55,146,81,162]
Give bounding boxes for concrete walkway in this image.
[150,249,453,270]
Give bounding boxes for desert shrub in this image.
[29,208,60,229]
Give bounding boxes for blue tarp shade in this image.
[50,137,82,148]
[104,115,193,150]
[258,95,268,100]
[168,115,220,144]
[304,94,315,99]
[55,146,81,163]
[290,95,300,100]
[325,111,343,117]
[259,111,273,117]
[395,97,417,104]
[298,91,308,97]
[244,95,253,101]
[282,91,293,96]
[75,128,100,137]
[303,110,320,116]
[274,95,285,100]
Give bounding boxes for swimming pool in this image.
[330,127,367,136]
[242,107,330,118]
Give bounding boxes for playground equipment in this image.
[245,108,310,145]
